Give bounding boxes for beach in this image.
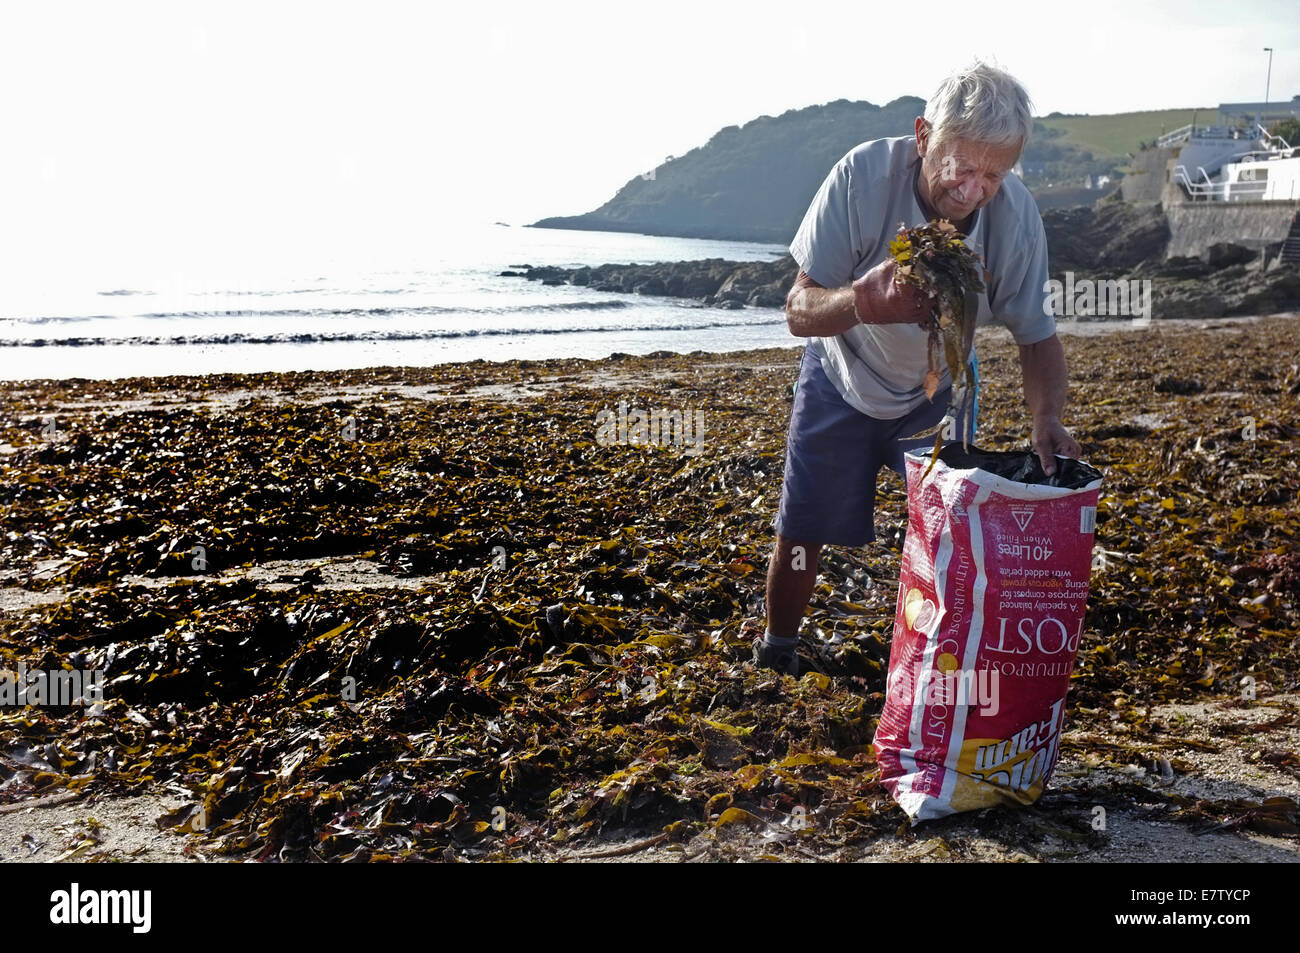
[1,314,1298,862]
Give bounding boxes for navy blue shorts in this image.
[774,346,977,547]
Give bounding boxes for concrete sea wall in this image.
[1164,201,1297,258]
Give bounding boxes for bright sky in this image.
[1,0,1296,274]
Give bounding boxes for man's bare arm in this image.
[784,270,858,337]
[1019,333,1068,421]
[1018,332,1082,475]
[785,263,929,336]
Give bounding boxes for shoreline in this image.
[2,310,1295,390]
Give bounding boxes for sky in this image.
[1,0,1297,276]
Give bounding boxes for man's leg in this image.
[764,533,823,641]
[757,345,877,673]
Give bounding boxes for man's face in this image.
[914,117,1021,223]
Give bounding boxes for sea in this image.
[0,224,797,381]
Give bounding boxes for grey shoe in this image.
[752,637,799,676]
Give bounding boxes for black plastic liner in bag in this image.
[933,443,1103,490]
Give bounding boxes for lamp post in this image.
[1261,47,1274,136]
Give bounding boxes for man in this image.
[753,60,1082,676]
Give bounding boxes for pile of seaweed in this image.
[1,319,1297,860]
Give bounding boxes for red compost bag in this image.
[873,444,1103,823]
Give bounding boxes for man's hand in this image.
[1031,415,1082,477]
[851,259,932,326]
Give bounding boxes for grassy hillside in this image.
[1037,108,1210,157]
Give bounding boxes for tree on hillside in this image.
[1268,118,1300,147]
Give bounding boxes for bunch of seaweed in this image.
[889,219,985,467]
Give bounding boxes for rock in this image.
[1225,269,1300,316]
[1154,375,1205,395]
[1256,241,1285,271]
[1038,205,1299,322]
[747,281,787,308]
[717,299,745,310]
[1146,256,1211,280]
[715,273,755,302]
[1095,205,1170,271]
[1043,202,1169,274]
[1203,243,1257,270]
[1213,264,1251,282]
[521,265,569,283]
[1153,287,1225,320]
[667,273,723,298]
[503,255,797,308]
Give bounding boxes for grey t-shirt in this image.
[789,135,1055,419]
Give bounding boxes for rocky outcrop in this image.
[1040,199,1170,274]
[504,256,800,308]
[1133,254,1300,320]
[1051,240,1300,321]
[1040,199,1300,320]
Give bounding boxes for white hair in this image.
[924,60,1034,154]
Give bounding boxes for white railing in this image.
[1171,165,1271,201]
[1254,123,1294,154]
[1152,122,1288,150]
